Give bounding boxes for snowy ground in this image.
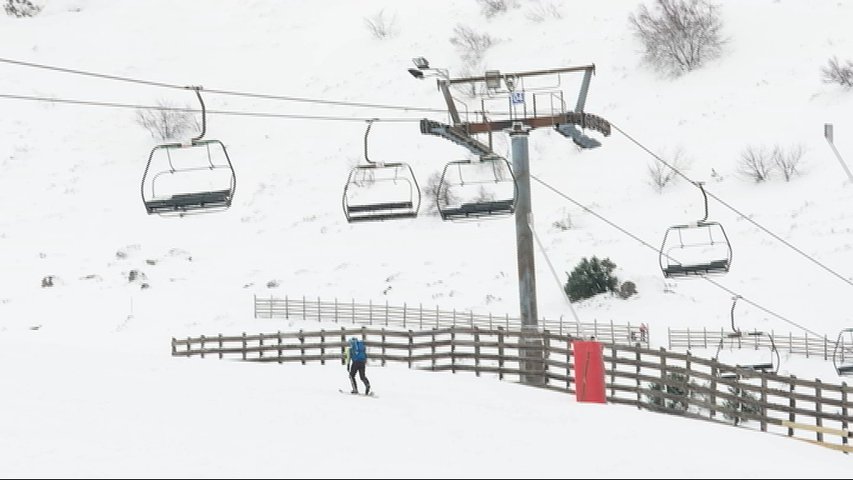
[0,0,852,476]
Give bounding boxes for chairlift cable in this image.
[0,93,423,122]
[610,121,853,291]
[0,56,450,113]
[530,173,824,339]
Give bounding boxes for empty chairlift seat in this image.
[343,162,421,222]
[833,328,853,376]
[436,156,516,221]
[659,221,732,277]
[141,140,236,215]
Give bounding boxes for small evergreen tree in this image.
[564,256,618,302]
[722,385,761,425]
[645,372,693,413]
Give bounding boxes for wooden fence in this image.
[172,326,852,454]
[668,327,848,362]
[253,295,649,347]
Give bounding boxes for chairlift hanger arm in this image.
[446,65,595,85]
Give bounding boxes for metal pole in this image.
[825,123,853,183]
[510,122,543,386]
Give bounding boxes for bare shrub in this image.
[422,172,456,215]
[772,145,805,182]
[629,0,725,76]
[738,146,775,183]
[821,57,853,88]
[525,1,562,22]
[135,100,200,141]
[4,0,41,17]
[364,9,398,40]
[450,24,497,67]
[647,148,690,192]
[476,0,518,18]
[552,210,573,231]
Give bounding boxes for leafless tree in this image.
[476,0,518,18]
[821,57,853,88]
[135,100,200,141]
[450,24,497,67]
[4,0,41,17]
[525,1,562,22]
[737,146,775,183]
[629,0,725,76]
[364,9,398,40]
[647,148,690,192]
[772,145,805,182]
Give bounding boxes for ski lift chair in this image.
[436,155,516,221]
[660,183,732,278]
[140,87,236,216]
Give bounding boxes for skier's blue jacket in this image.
[347,338,367,362]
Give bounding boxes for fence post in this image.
[474,326,481,377]
[609,344,617,399]
[431,328,436,371]
[559,315,563,337]
[408,330,413,369]
[320,330,326,365]
[341,327,346,365]
[815,379,823,443]
[285,295,289,319]
[299,329,305,365]
[317,296,321,322]
[788,375,796,436]
[635,345,642,408]
[381,329,386,367]
[403,302,407,329]
[658,347,667,409]
[171,337,176,356]
[436,305,439,328]
[542,329,550,386]
[218,334,223,360]
[610,320,615,345]
[453,308,456,327]
[258,333,264,360]
[709,359,718,418]
[302,295,306,320]
[489,313,493,331]
[805,332,809,359]
[385,300,389,327]
[241,333,247,360]
[186,337,191,357]
[824,335,828,361]
[498,326,505,381]
[419,303,423,330]
[277,331,282,364]
[760,376,768,432]
[451,326,456,374]
[567,336,572,391]
[594,319,599,339]
[470,311,474,328]
[253,294,258,319]
[505,314,509,331]
[841,382,849,451]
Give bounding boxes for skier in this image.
[345,336,371,395]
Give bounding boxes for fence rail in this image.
[173,326,852,455]
[668,327,849,362]
[253,295,649,347]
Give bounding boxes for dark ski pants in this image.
[349,360,370,392]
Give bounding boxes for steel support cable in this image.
[530,173,824,338]
[0,93,422,122]
[610,121,853,290]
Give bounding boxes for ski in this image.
[338,389,378,398]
